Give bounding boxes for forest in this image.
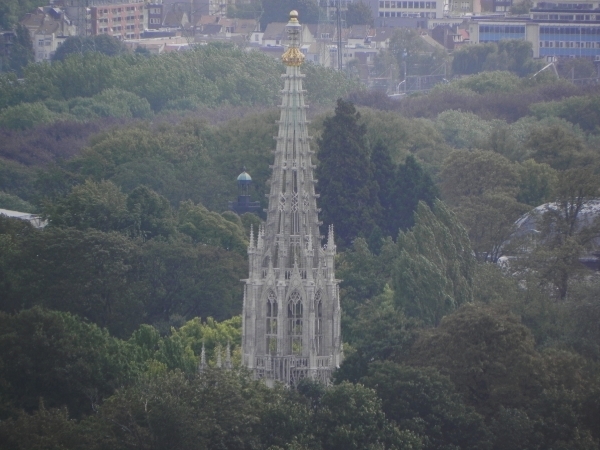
[0,40,600,450]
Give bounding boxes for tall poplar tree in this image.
[316,99,381,248]
[393,200,475,326]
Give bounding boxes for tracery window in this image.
[266,291,278,354]
[314,291,323,355]
[287,291,303,355]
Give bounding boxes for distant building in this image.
[432,23,470,48]
[20,7,77,62]
[89,0,145,40]
[146,3,164,30]
[366,0,444,27]
[493,0,513,12]
[468,17,600,59]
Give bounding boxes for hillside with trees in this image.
[1,38,600,448]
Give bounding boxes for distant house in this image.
[262,22,314,46]
[20,7,76,62]
[162,2,191,29]
[146,3,164,30]
[432,24,469,49]
[372,26,395,49]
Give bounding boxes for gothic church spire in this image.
[241,11,342,386]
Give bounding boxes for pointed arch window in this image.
[314,290,323,355]
[266,290,278,354]
[287,291,303,355]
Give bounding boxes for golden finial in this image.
[282,10,304,66]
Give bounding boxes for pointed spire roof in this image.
[225,341,232,370]
[198,342,207,373]
[261,10,322,271]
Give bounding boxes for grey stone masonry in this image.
[241,11,342,387]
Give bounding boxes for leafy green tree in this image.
[0,403,85,450]
[0,307,139,417]
[316,99,382,248]
[336,237,391,322]
[0,72,21,109]
[452,42,536,76]
[0,102,57,130]
[453,71,523,94]
[178,201,247,254]
[361,362,493,450]
[335,284,420,383]
[2,25,34,77]
[259,0,319,29]
[316,381,423,450]
[0,0,47,30]
[393,201,475,326]
[455,193,529,263]
[347,1,374,26]
[452,43,497,75]
[516,159,557,206]
[0,191,35,212]
[525,122,586,170]
[66,88,152,120]
[257,385,315,449]
[530,95,600,133]
[94,369,268,450]
[439,150,520,204]
[521,168,600,299]
[435,110,497,149]
[45,179,131,233]
[409,304,543,417]
[388,27,447,78]
[126,185,175,240]
[137,236,246,324]
[2,226,142,335]
[51,35,128,62]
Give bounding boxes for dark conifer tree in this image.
[371,140,396,231]
[388,154,438,237]
[316,99,381,248]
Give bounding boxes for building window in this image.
[287,291,303,355]
[314,291,323,355]
[266,291,278,355]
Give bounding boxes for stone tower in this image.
[241,11,342,386]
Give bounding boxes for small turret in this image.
[198,342,207,373]
[228,166,261,215]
